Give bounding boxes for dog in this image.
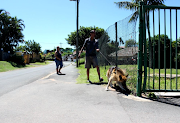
[105,66,131,94]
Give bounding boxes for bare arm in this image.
[78,40,87,57]
[78,46,84,58]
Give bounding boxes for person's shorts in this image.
[55,60,63,69]
[85,56,98,68]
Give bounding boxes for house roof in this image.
[109,47,138,57]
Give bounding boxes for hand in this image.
[96,49,99,52]
[78,54,81,58]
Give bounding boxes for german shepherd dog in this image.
[106,66,131,94]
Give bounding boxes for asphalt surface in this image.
[0,62,180,123]
[0,61,71,96]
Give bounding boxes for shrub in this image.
[7,54,25,67]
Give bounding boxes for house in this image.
[109,47,138,65]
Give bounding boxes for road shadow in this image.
[114,86,131,96]
[57,73,66,75]
[139,95,180,107]
[152,97,180,107]
[87,81,108,85]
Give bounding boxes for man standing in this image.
[55,46,63,74]
[79,30,103,83]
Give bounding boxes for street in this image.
[0,61,71,96]
[0,62,180,123]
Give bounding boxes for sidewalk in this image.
[0,63,180,123]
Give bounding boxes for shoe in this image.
[87,80,92,84]
[99,77,103,82]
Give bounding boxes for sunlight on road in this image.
[122,95,152,102]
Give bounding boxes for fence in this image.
[97,14,138,92]
[137,2,180,96]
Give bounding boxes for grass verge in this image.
[0,61,50,72]
[76,64,108,84]
[76,64,138,94]
[76,62,180,95]
[0,61,17,72]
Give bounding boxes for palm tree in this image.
[114,0,165,67]
[0,9,25,53]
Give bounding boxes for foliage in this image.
[0,9,25,53]
[0,61,16,72]
[148,92,157,99]
[114,0,165,22]
[115,0,165,68]
[125,39,137,47]
[147,35,180,68]
[15,40,41,54]
[45,52,55,60]
[172,38,180,63]
[25,40,41,54]
[7,54,25,67]
[78,57,85,65]
[80,52,85,58]
[65,26,105,49]
[61,48,73,56]
[106,41,119,55]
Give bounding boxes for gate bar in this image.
[170,9,172,90]
[164,9,167,90]
[158,9,161,90]
[153,10,155,90]
[176,9,178,89]
[137,2,144,96]
[115,22,118,68]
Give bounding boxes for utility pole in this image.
[70,0,79,67]
[76,0,79,67]
[0,31,2,61]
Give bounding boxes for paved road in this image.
[0,62,180,123]
[0,61,71,96]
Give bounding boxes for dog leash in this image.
[99,51,113,66]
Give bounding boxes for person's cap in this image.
[90,30,95,33]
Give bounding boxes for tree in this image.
[65,26,105,49]
[146,34,180,68]
[16,40,41,54]
[0,9,25,53]
[114,0,165,67]
[172,38,180,64]
[125,39,136,47]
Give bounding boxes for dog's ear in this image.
[119,75,122,80]
[126,74,129,77]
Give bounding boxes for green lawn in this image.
[0,61,50,72]
[0,61,17,72]
[77,63,180,93]
[77,65,108,84]
[76,64,138,93]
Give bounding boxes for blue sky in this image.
[1,0,179,51]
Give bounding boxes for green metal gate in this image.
[137,2,180,96]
